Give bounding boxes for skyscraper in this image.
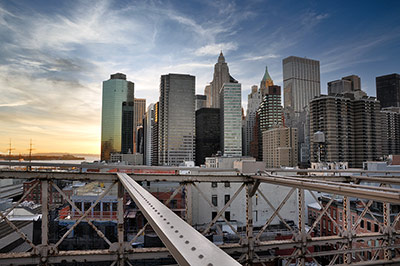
[283,56,320,113]
[159,74,195,166]
[244,85,260,156]
[328,75,361,95]
[381,107,400,156]
[151,102,159,166]
[101,73,134,161]
[220,82,242,157]
[195,108,220,166]
[133,98,146,153]
[309,92,382,168]
[244,66,274,156]
[376,73,400,108]
[209,52,236,108]
[144,103,155,166]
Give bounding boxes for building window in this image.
[212,212,217,220]
[103,202,110,212]
[374,223,379,232]
[367,221,371,231]
[225,211,231,221]
[339,211,343,221]
[328,221,331,232]
[211,182,217,188]
[224,182,230,187]
[361,220,364,228]
[323,219,326,230]
[212,195,218,207]
[352,215,355,225]
[333,210,336,220]
[224,195,230,205]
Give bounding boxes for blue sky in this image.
[0,0,399,153]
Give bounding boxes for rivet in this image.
[191,247,196,251]
[199,254,204,259]
[185,240,189,244]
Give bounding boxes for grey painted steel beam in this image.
[117,173,241,266]
[254,174,400,204]
[0,170,248,182]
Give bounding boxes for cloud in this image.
[195,42,238,56]
[241,54,280,61]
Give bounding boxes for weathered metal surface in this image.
[118,173,241,266]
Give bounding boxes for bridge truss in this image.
[0,163,400,265]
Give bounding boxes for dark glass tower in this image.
[376,74,400,108]
[101,73,134,161]
[195,108,220,165]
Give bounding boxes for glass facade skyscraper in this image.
[159,74,195,166]
[220,83,242,156]
[101,73,134,161]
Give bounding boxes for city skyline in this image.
[1,0,400,154]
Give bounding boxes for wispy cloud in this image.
[195,42,239,56]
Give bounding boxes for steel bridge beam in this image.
[117,173,241,266]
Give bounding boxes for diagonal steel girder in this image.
[117,173,241,266]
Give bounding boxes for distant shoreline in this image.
[0,154,85,161]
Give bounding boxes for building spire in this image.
[262,66,272,82]
[218,50,225,63]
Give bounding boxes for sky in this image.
[0,0,399,155]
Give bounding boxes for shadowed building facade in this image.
[376,73,400,108]
[159,74,195,166]
[133,98,146,153]
[195,108,220,166]
[101,73,134,161]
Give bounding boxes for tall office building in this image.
[263,126,298,168]
[195,108,220,166]
[328,75,361,95]
[381,107,400,156]
[159,74,195,166]
[309,92,382,168]
[101,73,134,161]
[151,102,159,166]
[244,85,260,156]
[244,66,275,157]
[376,73,400,108]
[209,52,236,108]
[143,103,155,165]
[256,85,283,160]
[283,56,320,113]
[220,83,242,156]
[133,98,146,153]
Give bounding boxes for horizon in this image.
[1,0,399,154]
